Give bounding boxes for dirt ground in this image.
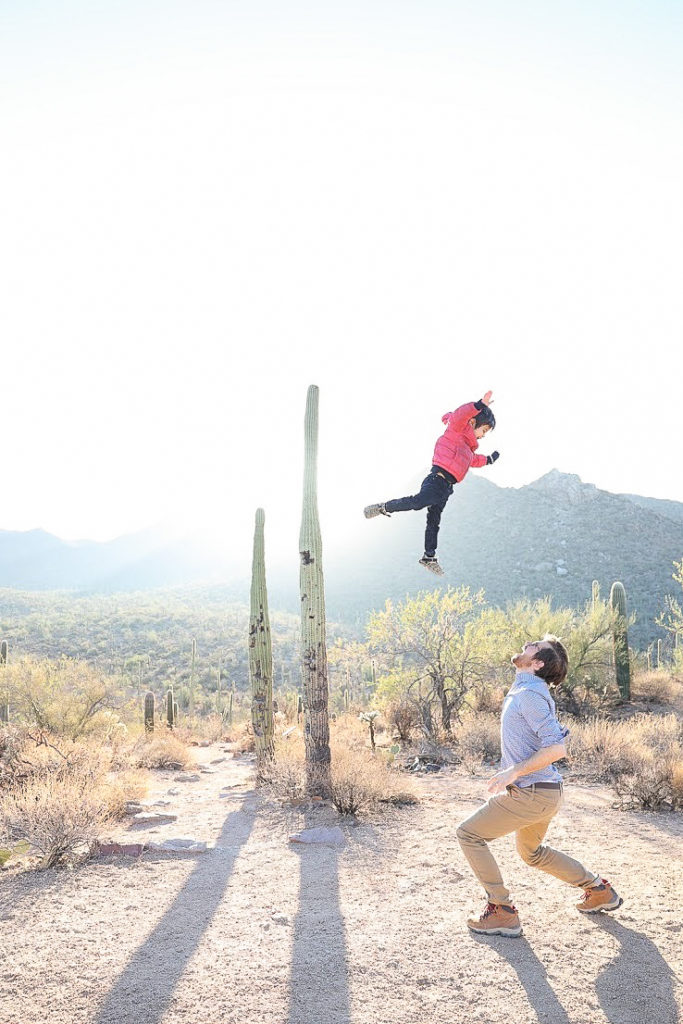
[2,744,682,1024]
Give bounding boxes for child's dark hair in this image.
[474,406,496,430]
[534,635,568,686]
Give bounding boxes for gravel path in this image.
[2,745,682,1024]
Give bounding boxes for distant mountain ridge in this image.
[0,470,681,645]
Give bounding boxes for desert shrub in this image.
[329,745,417,815]
[0,769,114,868]
[414,737,458,766]
[631,670,680,705]
[174,712,228,744]
[456,713,501,773]
[2,657,126,740]
[103,770,148,818]
[259,734,307,801]
[568,713,683,809]
[613,754,683,811]
[384,699,418,741]
[466,683,505,715]
[134,734,194,770]
[568,718,644,781]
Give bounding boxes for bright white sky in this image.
[1,2,682,564]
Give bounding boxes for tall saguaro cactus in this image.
[299,385,332,796]
[189,638,196,717]
[0,639,8,724]
[166,688,175,729]
[591,580,600,610]
[248,507,275,776]
[144,692,155,734]
[610,581,631,700]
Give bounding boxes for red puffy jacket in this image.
[432,402,488,482]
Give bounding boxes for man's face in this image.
[511,640,550,671]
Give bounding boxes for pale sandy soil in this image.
[1,744,682,1024]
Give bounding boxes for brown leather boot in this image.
[467,902,522,937]
[576,879,623,913]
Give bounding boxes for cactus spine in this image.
[610,581,631,700]
[248,508,275,777]
[299,385,331,796]
[144,691,155,733]
[166,689,174,729]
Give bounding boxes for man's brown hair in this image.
[534,634,568,686]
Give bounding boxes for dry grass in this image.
[0,770,114,868]
[631,670,682,705]
[568,713,683,810]
[133,733,194,770]
[260,725,416,814]
[329,744,417,814]
[456,713,501,774]
[0,734,146,868]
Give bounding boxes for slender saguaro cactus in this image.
[144,691,155,734]
[248,508,275,777]
[0,640,9,723]
[189,638,196,717]
[299,385,332,796]
[166,689,174,729]
[610,581,631,700]
[591,580,600,610]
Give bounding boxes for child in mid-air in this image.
[364,390,499,576]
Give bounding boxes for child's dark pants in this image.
[385,466,455,557]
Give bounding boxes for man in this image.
[456,635,622,937]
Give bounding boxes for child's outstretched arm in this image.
[442,391,493,429]
[472,451,499,468]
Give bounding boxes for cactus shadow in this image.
[287,844,351,1024]
[94,803,254,1024]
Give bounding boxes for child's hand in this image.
[486,451,500,465]
[481,390,494,406]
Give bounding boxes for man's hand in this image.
[487,766,518,795]
[486,451,500,465]
[481,390,494,406]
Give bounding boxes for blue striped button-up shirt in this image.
[500,671,569,787]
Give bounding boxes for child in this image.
[364,390,499,575]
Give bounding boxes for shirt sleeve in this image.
[517,690,567,747]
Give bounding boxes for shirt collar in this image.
[511,670,547,693]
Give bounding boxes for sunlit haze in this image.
[2,2,682,569]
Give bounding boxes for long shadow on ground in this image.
[288,843,350,1024]
[591,916,681,1024]
[94,797,255,1024]
[472,934,573,1024]
[475,915,681,1024]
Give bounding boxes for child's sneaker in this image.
[576,879,623,913]
[364,503,391,519]
[419,556,445,576]
[467,902,522,937]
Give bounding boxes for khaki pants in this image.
[456,784,598,907]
